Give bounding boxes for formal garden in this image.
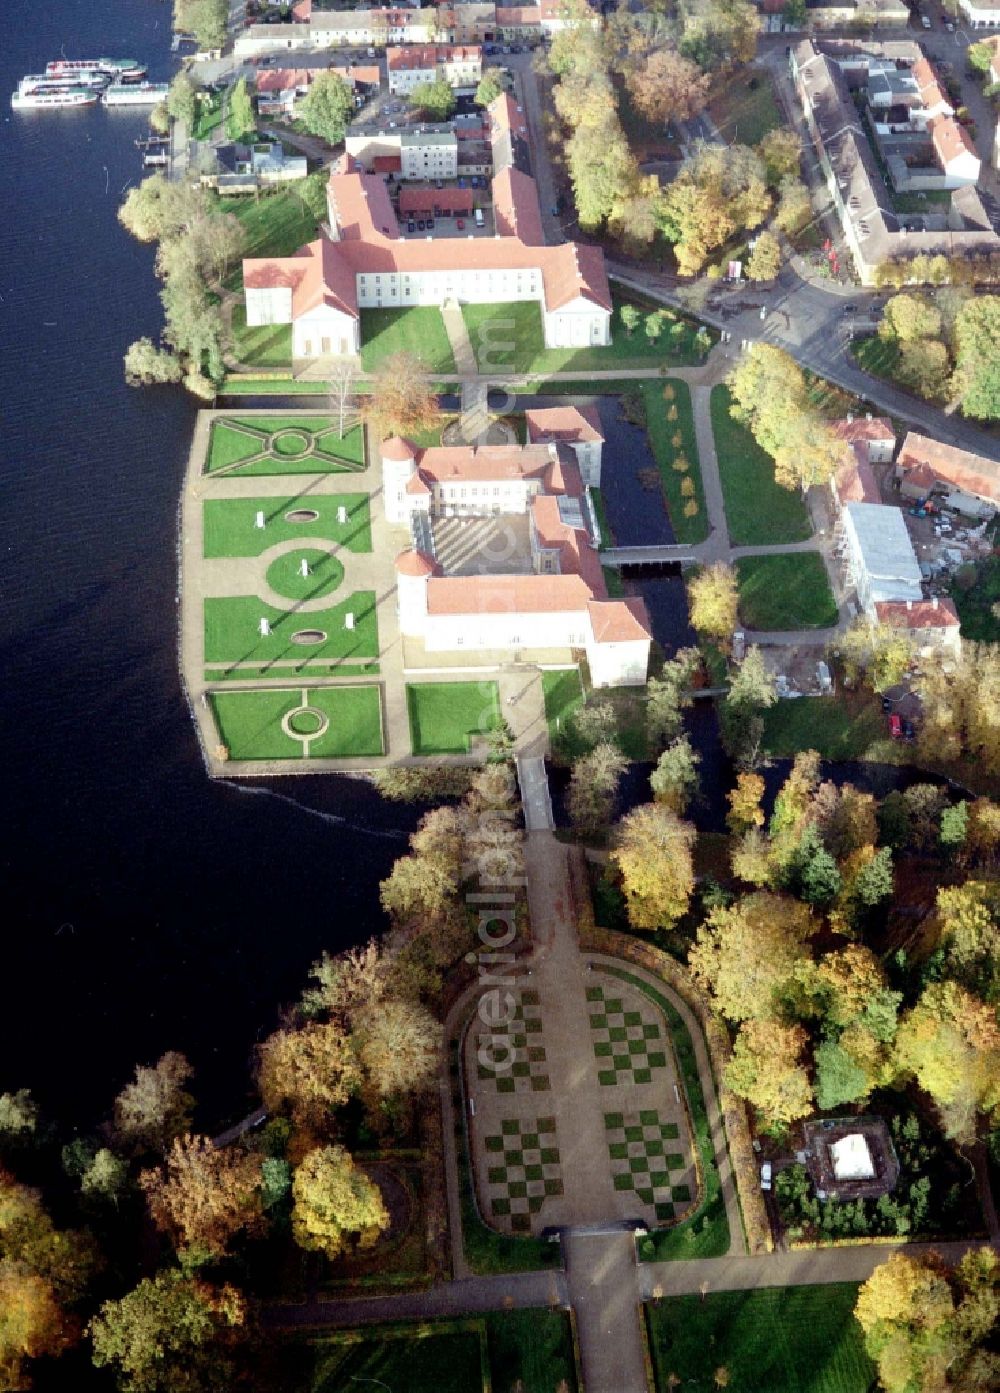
[202,493,372,558]
[645,1284,876,1393]
[210,685,384,761]
[204,593,379,670]
[406,681,502,756]
[204,417,366,476]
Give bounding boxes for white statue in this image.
[259,617,270,636]
[345,612,355,631]
[300,557,309,577]
[255,510,265,529]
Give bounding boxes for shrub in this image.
[684,499,699,517]
[672,455,689,473]
[681,477,696,498]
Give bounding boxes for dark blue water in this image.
[0,0,419,1129]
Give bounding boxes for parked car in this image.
[417,219,426,231]
[406,220,415,233]
[426,217,435,229]
[761,1163,772,1192]
[921,14,932,27]
[881,696,893,714]
[902,719,916,741]
[456,217,465,229]
[889,714,904,739]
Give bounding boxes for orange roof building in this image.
[896,431,1000,515]
[242,156,612,361]
[525,404,605,486]
[384,436,651,687]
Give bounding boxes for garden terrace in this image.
[205,417,366,476]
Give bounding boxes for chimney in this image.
[932,597,938,610]
[866,411,872,420]
[907,600,912,610]
[847,412,854,424]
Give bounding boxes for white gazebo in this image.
[830,1133,876,1183]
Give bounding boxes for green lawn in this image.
[952,556,1000,642]
[203,493,371,558]
[360,306,457,374]
[204,592,378,666]
[231,302,293,368]
[192,94,223,143]
[642,379,708,545]
[205,418,366,476]
[591,485,614,546]
[708,70,782,146]
[602,968,730,1261]
[851,335,902,389]
[485,1310,578,1393]
[736,554,838,630]
[305,1322,485,1392]
[646,1285,876,1393]
[762,694,888,761]
[221,377,331,395]
[265,549,345,602]
[210,685,384,760]
[406,681,501,755]
[221,173,328,287]
[711,387,812,545]
[890,189,951,214]
[541,669,584,744]
[461,296,707,375]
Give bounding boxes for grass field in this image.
[485,1310,578,1393]
[736,554,838,630]
[205,418,366,476]
[710,387,812,545]
[231,302,293,368]
[265,549,345,601]
[307,1322,486,1392]
[851,336,904,391]
[602,969,729,1261]
[708,70,782,146]
[461,297,707,374]
[762,693,888,760]
[646,1284,877,1393]
[951,556,1000,642]
[407,681,501,755]
[359,306,457,373]
[541,669,584,744]
[203,494,371,558]
[642,379,708,545]
[221,174,327,288]
[210,686,384,760]
[204,592,378,666]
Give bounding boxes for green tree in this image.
[746,230,781,282]
[474,70,506,107]
[176,0,228,50]
[291,1146,389,1258]
[611,803,696,932]
[299,70,355,146]
[124,338,183,387]
[0,1092,38,1149]
[895,980,1000,1140]
[838,618,912,694]
[621,303,641,337]
[951,296,1000,420]
[226,76,254,143]
[968,40,996,75]
[80,1149,130,1207]
[757,128,801,186]
[645,648,699,748]
[409,77,456,121]
[111,1052,194,1155]
[687,563,738,645]
[814,1040,872,1110]
[940,800,969,851]
[689,892,814,1022]
[166,71,199,130]
[89,1270,245,1393]
[879,293,943,344]
[650,735,701,815]
[725,1020,813,1127]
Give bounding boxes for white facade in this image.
[295,305,359,358]
[387,49,483,94]
[542,296,610,349]
[958,0,1000,27]
[344,129,458,180]
[842,502,923,617]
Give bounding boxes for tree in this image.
[0,1092,38,1148]
[917,645,1000,775]
[124,338,183,387]
[898,338,951,401]
[140,1135,264,1257]
[725,1020,813,1127]
[80,1149,130,1207]
[727,772,765,835]
[645,648,700,748]
[291,1146,389,1258]
[359,352,439,440]
[758,129,801,186]
[687,563,738,645]
[226,76,254,143]
[568,700,619,752]
[895,980,1000,1141]
[645,311,667,344]
[879,293,943,344]
[650,735,701,815]
[968,40,996,74]
[409,77,456,121]
[0,1265,72,1391]
[299,70,355,146]
[621,303,641,337]
[951,297,1000,420]
[727,343,847,489]
[626,49,710,126]
[89,1269,245,1393]
[810,782,878,862]
[352,999,439,1105]
[567,743,629,835]
[256,1020,360,1131]
[689,892,814,1022]
[774,177,811,236]
[721,647,776,768]
[166,71,199,130]
[967,799,1000,867]
[611,804,696,932]
[788,826,842,908]
[380,805,466,931]
[746,231,781,282]
[111,1051,194,1155]
[940,800,969,852]
[328,358,359,438]
[118,175,208,244]
[837,618,912,694]
[474,71,506,107]
[176,0,228,50]
[814,1040,872,1110]
[934,881,1000,992]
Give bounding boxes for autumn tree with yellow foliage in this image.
[291,1145,389,1259]
[611,803,696,932]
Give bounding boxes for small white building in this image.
[831,1134,876,1183]
[386,44,482,94]
[345,124,458,179]
[957,0,1000,29]
[525,405,605,487]
[929,116,981,186]
[841,501,923,617]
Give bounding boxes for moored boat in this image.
[11,81,100,109]
[47,58,147,80]
[103,82,169,106]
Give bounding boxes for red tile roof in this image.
[897,431,1000,505]
[495,6,542,23]
[526,404,604,446]
[243,238,359,320]
[386,44,481,70]
[291,0,311,20]
[831,416,895,446]
[382,436,415,461]
[492,167,544,245]
[874,598,960,630]
[373,154,402,174]
[588,598,651,643]
[255,68,314,93]
[834,453,881,504]
[399,185,473,214]
[929,115,978,169]
[488,92,528,144]
[413,442,566,484]
[530,493,605,594]
[426,573,594,615]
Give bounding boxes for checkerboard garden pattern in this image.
[475,989,549,1095]
[604,1110,694,1223]
[586,983,668,1087]
[482,1116,564,1232]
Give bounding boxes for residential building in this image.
[254,64,380,118]
[841,501,923,615]
[957,0,1000,29]
[895,431,1000,517]
[525,405,605,486]
[489,91,531,176]
[830,415,895,465]
[198,141,307,191]
[345,123,459,179]
[872,597,961,652]
[242,154,612,358]
[385,436,650,686]
[386,44,482,93]
[789,39,1000,282]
